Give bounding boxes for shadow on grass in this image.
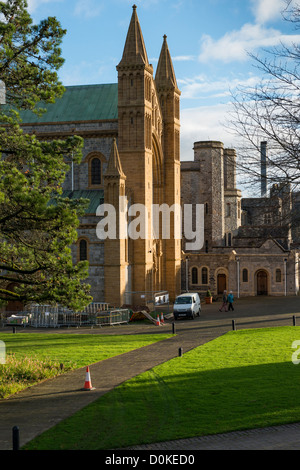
[23,358,300,450]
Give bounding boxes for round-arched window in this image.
[91,158,101,185]
[79,239,88,261]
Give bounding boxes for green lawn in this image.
[0,332,172,398]
[23,326,300,450]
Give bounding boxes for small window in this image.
[242,269,248,282]
[228,233,232,247]
[226,203,231,217]
[91,158,101,185]
[191,267,198,285]
[276,269,282,282]
[79,239,88,261]
[201,267,208,285]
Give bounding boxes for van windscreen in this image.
[175,297,192,304]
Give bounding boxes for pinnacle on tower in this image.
[118,5,149,67]
[155,35,178,90]
[105,138,125,178]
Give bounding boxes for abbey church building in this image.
[19,5,182,307]
[19,5,300,306]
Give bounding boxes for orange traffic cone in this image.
[156,314,161,326]
[160,312,164,324]
[82,366,95,391]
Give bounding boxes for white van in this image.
[173,293,201,320]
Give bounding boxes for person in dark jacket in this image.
[219,290,228,312]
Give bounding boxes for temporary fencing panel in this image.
[95,309,131,326]
[2,303,130,328]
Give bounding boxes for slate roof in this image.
[60,190,104,214]
[19,84,118,124]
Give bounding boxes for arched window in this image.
[79,239,88,261]
[91,158,101,185]
[276,269,282,282]
[242,268,248,282]
[191,267,198,285]
[201,267,208,284]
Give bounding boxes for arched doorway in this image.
[257,270,268,295]
[217,273,227,294]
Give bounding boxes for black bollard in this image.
[172,322,176,334]
[293,316,296,326]
[178,347,183,357]
[12,327,16,334]
[12,426,19,451]
[232,320,236,331]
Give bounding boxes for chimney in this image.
[261,141,267,197]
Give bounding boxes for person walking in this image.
[227,291,234,311]
[219,290,228,312]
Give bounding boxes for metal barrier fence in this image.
[95,309,131,326]
[2,304,130,328]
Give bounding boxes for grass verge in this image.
[0,332,172,399]
[23,326,300,450]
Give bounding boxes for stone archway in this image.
[256,270,268,296]
[217,273,227,294]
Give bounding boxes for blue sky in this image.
[27,0,300,160]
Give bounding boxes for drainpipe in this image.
[284,258,287,296]
[186,257,189,292]
[236,257,240,299]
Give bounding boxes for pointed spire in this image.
[105,139,125,178]
[118,5,149,67]
[155,35,178,90]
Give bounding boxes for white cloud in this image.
[74,0,104,19]
[180,103,236,160]
[26,0,62,13]
[250,0,286,24]
[173,55,196,62]
[179,74,261,100]
[198,22,300,63]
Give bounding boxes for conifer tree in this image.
[0,0,92,310]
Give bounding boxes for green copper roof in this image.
[61,190,104,214]
[19,84,118,124]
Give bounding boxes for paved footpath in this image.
[1,296,300,451]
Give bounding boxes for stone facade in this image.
[181,140,300,298]
[20,6,182,306]
[19,6,300,304]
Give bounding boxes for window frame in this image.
[78,238,89,262]
[242,268,248,283]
